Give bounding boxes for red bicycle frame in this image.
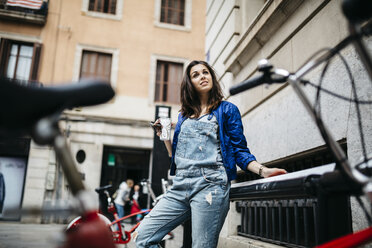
[109,209,151,244]
[316,226,372,248]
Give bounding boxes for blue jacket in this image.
[170,101,256,181]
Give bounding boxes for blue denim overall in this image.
[135,115,230,248]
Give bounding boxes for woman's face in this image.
[189,64,213,96]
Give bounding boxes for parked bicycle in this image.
[67,178,174,246]
[229,0,372,247]
[0,77,116,248]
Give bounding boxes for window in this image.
[155,60,183,104]
[0,39,42,83]
[82,0,123,20]
[80,50,112,83]
[160,0,185,26]
[88,0,116,14]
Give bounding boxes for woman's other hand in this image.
[262,167,287,178]
[151,119,162,137]
[247,161,287,178]
[151,119,173,157]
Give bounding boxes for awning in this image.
[6,0,44,10]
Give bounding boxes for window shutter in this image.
[154,60,183,104]
[160,0,185,26]
[30,43,42,81]
[167,63,182,104]
[0,39,10,77]
[80,50,112,84]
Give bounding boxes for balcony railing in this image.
[0,0,48,25]
[230,164,360,247]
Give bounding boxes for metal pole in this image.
[53,135,85,195]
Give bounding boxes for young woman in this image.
[135,60,286,247]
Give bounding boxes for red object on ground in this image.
[63,212,115,248]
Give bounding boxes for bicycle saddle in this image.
[0,77,115,131]
[95,185,113,193]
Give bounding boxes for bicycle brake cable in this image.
[309,48,370,169]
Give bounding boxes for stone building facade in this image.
[204,0,372,247]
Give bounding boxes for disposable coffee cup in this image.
[159,118,171,140]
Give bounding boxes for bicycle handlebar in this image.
[230,74,268,95]
[342,0,372,24]
[229,67,289,96]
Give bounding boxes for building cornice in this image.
[224,0,316,75]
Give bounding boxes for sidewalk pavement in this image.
[0,221,64,248]
[0,221,183,248]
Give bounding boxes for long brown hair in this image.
[180,60,224,118]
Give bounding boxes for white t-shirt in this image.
[132,191,139,201]
[114,181,129,206]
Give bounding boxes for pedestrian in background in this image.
[130,184,146,223]
[135,60,286,247]
[114,179,134,219]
